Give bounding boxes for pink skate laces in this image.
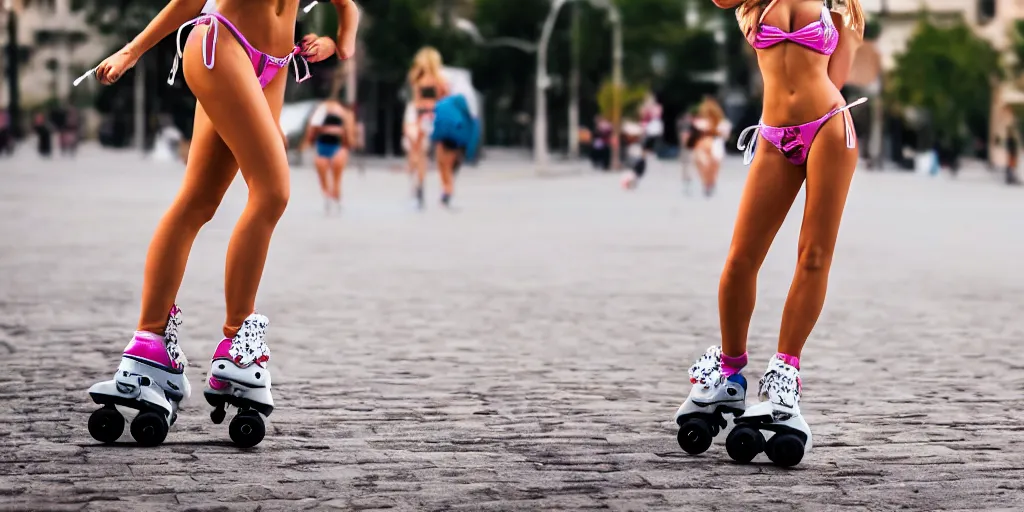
[228,314,271,367]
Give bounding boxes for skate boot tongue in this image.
[688,346,724,389]
[759,356,801,419]
[228,314,271,367]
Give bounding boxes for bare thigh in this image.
[183,27,289,199]
[800,112,859,261]
[177,103,238,209]
[314,156,330,190]
[331,148,348,174]
[727,137,806,265]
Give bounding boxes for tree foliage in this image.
[887,16,1002,146]
[596,80,648,120]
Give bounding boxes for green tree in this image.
[887,16,1002,150]
[596,80,647,120]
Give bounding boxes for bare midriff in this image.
[216,0,301,57]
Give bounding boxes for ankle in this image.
[721,351,747,377]
[774,352,800,370]
[133,330,164,342]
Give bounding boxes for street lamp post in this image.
[535,0,621,172]
[608,3,622,171]
[5,0,21,139]
[534,0,564,171]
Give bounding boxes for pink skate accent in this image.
[775,352,800,370]
[211,338,234,361]
[721,351,747,377]
[124,331,177,370]
[208,376,230,390]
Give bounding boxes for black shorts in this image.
[643,137,657,151]
[438,138,463,151]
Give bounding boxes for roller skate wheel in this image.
[229,411,265,448]
[88,406,124,444]
[210,407,226,425]
[725,425,764,464]
[130,412,169,447]
[676,418,713,455]
[765,433,805,468]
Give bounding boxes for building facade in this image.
[1,0,108,108]
[859,0,1024,164]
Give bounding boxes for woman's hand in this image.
[95,45,140,85]
[300,34,337,63]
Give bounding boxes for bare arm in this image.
[94,0,207,84]
[344,108,358,149]
[827,12,864,90]
[126,0,209,58]
[331,0,361,60]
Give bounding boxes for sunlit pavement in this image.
[1,148,1023,511]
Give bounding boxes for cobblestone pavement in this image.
[1,149,1023,512]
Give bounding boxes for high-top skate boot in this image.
[727,355,812,467]
[204,313,273,448]
[88,305,189,446]
[674,346,747,455]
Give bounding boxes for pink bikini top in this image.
[748,1,838,56]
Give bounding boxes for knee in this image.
[252,185,290,222]
[721,252,760,281]
[797,244,831,272]
[175,193,221,227]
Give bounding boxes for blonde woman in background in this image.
[404,47,449,209]
[690,96,732,197]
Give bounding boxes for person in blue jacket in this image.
[430,93,480,207]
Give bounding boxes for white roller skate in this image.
[87,305,189,446]
[673,346,747,455]
[726,355,812,467]
[204,313,273,448]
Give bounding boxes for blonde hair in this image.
[737,0,865,41]
[697,97,725,129]
[409,47,443,84]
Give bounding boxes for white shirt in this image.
[309,104,328,127]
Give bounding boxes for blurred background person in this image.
[33,112,53,158]
[59,106,81,157]
[431,93,480,207]
[590,115,613,171]
[620,120,646,189]
[304,97,357,213]
[1005,127,1021,185]
[640,93,664,162]
[405,47,449,209]
[690,97,731,197]
[678,107,697,194]
[0,109,11,157]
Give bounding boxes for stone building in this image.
[1,0,107,108]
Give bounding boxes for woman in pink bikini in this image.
[673,0,865,467]
[83,0,359,448]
